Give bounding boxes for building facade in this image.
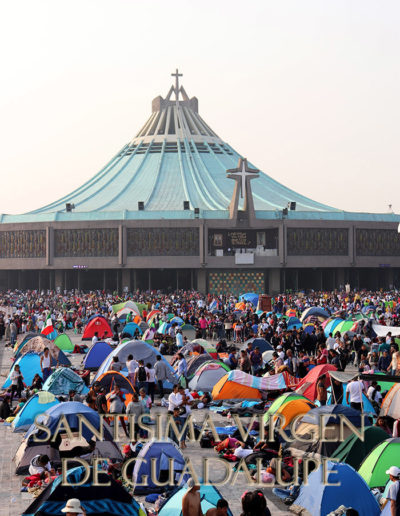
[1,72,400,294]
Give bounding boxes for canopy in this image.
[159,484,233,516]
[372,323,400,337]
[332,426,389,470]
[22,466,141,516]
[292,461,380,516]
[212,370,286,400]
[358,438,400,488]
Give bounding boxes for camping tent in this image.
[12,391,59,433]
[212,370,287,400]
[96,371,135,394]
[186,353,214,379]
[22,466,142,516]
[54,334,74,352]
[16,336,70,365]
[14,332,40,354]
[288,405,371,459]
[43,368,89,396]
[93,340,177,385]
[3,352,52,388]
[380,383,400,419]
[25,402,113,443]
[264,392,311,419]
[181,324,196,341]
[191,339,218,358]
[332,426,388,470]
[358,438,400,488]
[159,484,233,516]
[300,307,330,322]
[295,364,337,401]
[239,292,259,306]
[82,316,112,341]
[323,318,344,337]
[292,461,380,516]
[188,361,230,392]
[243,337,273,353]
[83,341,112,370]
[132,439,188,494]
[123,322,143,337]
[268,398,315,429]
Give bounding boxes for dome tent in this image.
[12,391,59,433]
[83,340,113,370]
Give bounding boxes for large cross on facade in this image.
[171,68,183,103]
[226,158,259,222]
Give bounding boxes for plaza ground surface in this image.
[0,332,290,515]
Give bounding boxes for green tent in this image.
[332,426,388,470]
[112,302,125,313]
[264,392,309,421]
[374,371,396,393]
[334,320,355,334]
[358,438,400,487]
[54,334,74,352]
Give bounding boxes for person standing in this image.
[346,377,365,412]
[40,347,52,382]
[250,346,263,375]
[154,355,169,398]
[316,374,327,406]
[382,466,400,516]
[126,354,138,387]
[10,364,24,404]
[134,360,149,393]
[176,353,187,386]
[182,479,202,516]
[145,362,156,403]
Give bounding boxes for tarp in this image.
[332,426,388,470]
[12,391,59,433]
[188,362,230,392]
[43,368,89,396]
[372,323,400,337]
[132,439,187,494]
[292,461,380,516]
[212,370,287,400]
[358,438,400,487]
[82,316,112,341]
[295,364,337,401]
[83,341,112,370]
[22,466,141,516]
[54,334,74,352]
[159,484,233,516]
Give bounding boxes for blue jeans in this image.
[272,484,300,501]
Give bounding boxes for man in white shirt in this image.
[126,354,138,386]
[91,332,99,348]
[326,333,336,351]
[382,466,400,516]
[346,378,365,411]
[168,385,182,413]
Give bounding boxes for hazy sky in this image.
[1,0,399,214]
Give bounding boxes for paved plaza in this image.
[0,331,289,515]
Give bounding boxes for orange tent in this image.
[212,375,262,400]
[273,399,315,429]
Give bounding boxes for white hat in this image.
[61,499,84,513]
[386,466,400,477]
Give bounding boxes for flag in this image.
[41,314,58,340]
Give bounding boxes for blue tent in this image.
[22,466,141,516]
[3,352,57,389]
[26,402,112,443]
[159,484,233,515]
[245,338,273,353]
[287,317,302,330]
[292,461,380,516]
[324,318,344,338]
[132,439,188,494]
[300,404,371,428]
[83,341,112,370]
[327,382,376,415]
[43,368,89,396]
[93,340,177,385]
[123,322,143,336]
[12,391,59,433]
[239,292,259,306]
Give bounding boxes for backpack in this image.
[200,431,214,448]
[138,366,147,382]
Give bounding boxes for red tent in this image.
[295,364,337,401]
[82,317,112,341]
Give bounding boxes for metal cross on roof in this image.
[227,158,259,199]
[171,68,183,102]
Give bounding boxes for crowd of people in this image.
[1,287,400,515]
